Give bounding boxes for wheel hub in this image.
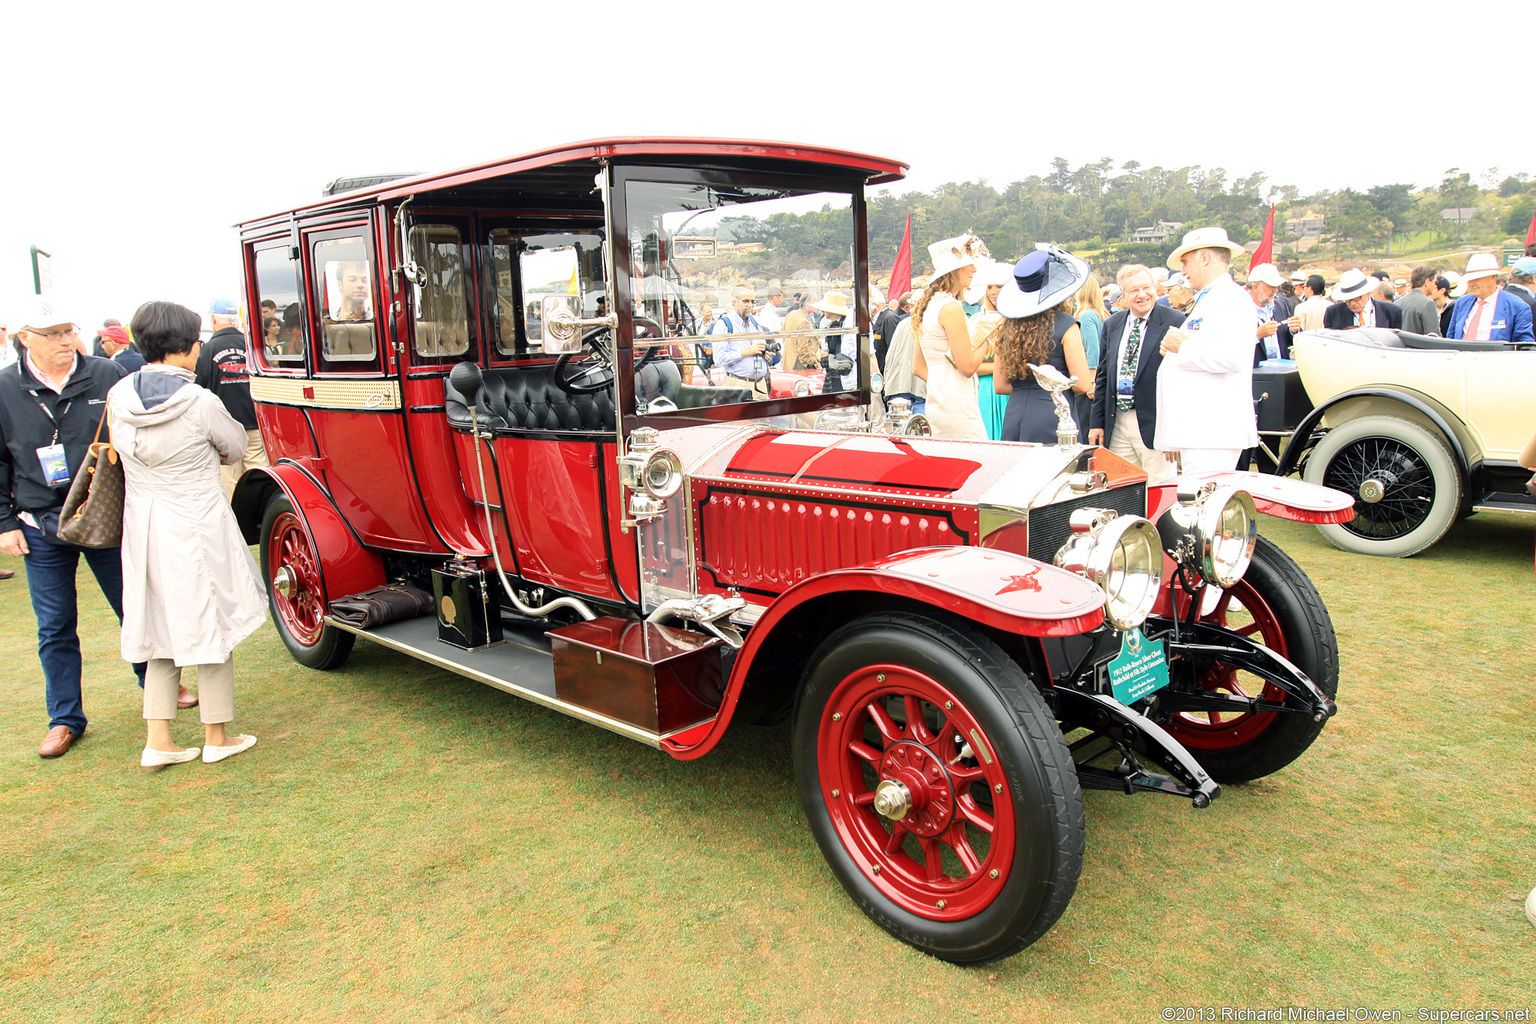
[877,742,954,837]
[274,565,296,599]
[1357,477,1388,503]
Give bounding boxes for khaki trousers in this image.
[725,374,772,398]
[221,429,269,500]
[144,656,235,725]
[1109,411,1175,486]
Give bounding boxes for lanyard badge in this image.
[37,443,70,487]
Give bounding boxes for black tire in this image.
[792,612,1084,964]
[1303,414,1460,557]
[259,493,354,670]
[1158,536,1339,784]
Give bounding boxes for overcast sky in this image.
[2,0,1521,331]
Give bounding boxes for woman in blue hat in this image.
[992,247,1094,444]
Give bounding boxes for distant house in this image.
[1131,221,1183,244]
[1440,207,1478,224]
[1285,210,1327,237]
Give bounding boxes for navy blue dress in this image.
[1001,313,1076,444]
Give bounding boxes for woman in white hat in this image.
[991,246,1094,444]
[911,233,991,439]
[812,290,856,391]
[967,261,1013,440]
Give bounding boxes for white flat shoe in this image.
[202,735,257,763]
[141,747,201,767]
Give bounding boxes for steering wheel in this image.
[552,316,664,395]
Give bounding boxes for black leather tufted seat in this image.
[445,359,751,434]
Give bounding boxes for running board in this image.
[325,614,716,749]
[1472,493,1536,516]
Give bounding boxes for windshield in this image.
[625,180,861,415]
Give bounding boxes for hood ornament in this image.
[1028,363,1081,448]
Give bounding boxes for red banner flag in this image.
[887,215,912,302]
[1249,205,1275,269]
[1525,208,1535,249]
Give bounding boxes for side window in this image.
[409,225,470,362]
[488,229,605,356]
[253,244,303,366]
[314,234,377,365]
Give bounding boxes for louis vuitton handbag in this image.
[57,408,126,549]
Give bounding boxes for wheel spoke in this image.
[948,761,985,784]
[955,793,995,834]
[883,827,907,858]
[945,823,981,875]
[903,695,932,743]
[847,739,884,768]
[866,701,902,745]
[933,718,958,755]
[921,838,946,883]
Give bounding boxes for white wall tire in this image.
[1303,414,1461,558]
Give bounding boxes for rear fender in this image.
[661,546,1107,760]
[232,462,385,602]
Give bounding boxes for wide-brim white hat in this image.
[811,289,852,317]
[1462,252,1500,282]
[997,245,1092,320]
[1332,268,1374,300]
[1166,226,1247,270]
[972,260,1014,288]
[927,232,991,278]
[1443,270,1467,298]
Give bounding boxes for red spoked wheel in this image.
[819,667,1015,920]
[794,612,1083,965]
[259,493,354,670]
[1157,535,1338,784]
[1162,576,1288,751]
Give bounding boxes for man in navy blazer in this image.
[1088,265,1185,484]
[1322,268,1404,330]
[1445,252,1535,345]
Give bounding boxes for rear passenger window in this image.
[314,234,377,365]
[409,225,470,362]
[253,243,303,367]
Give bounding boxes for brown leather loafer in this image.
[176,685,198,710]
[0,568,15,580]
[39,726,78,758]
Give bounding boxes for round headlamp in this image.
[640,447,684,499]
[1158,484,1258,587]
[1055,510,1164,630]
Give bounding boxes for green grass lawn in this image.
[2,516,1534,1023]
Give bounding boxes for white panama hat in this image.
[1166,226,1246,270]
[1332,268,1375,300]
[1461,252,1501,282]
[926,232,991,278]
[996,245,1092,320]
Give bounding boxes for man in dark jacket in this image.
[1323,269,1404,330]
[1087,265,1185,484]
[871,293,910,373]
[0,299,162,759]
[195,298,266,498]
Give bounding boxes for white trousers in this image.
[1176,448,1245,475]
[1108,412,1175,486]
[221,429,269,500]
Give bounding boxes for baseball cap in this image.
[98,326,131,346]
[1510,256,1536,275]
[20,295,79,333]
[209,297,240,316]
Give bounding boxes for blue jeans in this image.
[20,519,146,735]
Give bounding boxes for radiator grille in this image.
[1027,483,1147,562]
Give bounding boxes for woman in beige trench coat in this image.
[109,301,266,768]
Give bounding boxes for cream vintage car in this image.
[1274,326,1536,556]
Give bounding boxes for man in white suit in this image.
[1155,227,1260,475]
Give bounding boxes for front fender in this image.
[1274,386,1471,484]
[660,546,1107,760]
[233,461,384,603]
[1179,470,1356,525]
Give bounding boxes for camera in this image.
[763,339,781,355]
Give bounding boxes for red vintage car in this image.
[231,139,1352,964]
